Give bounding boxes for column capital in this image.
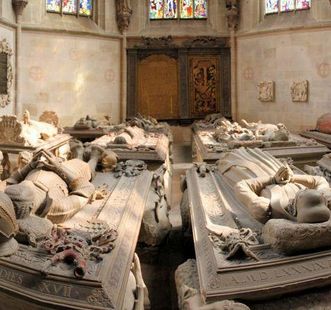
[12,0,28,17]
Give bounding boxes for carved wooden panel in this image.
[189,56,220,117]
[137,54,179,119]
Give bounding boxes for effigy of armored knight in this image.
[179,147,331,308]
[0,147,166,309]
[192,113,329,166]
[90,115,172,169]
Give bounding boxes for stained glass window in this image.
[62,0,77,14]
[265,0,311,13]
[164,0,177,19]
[280,0,295,12]
[46,0,92,16]
[79,0,93,16]
[194,0,207,18]
[46,0,61,13]
[150,0,164,19]
[296,0,311,10]
[150,0,207,19]
[265,0,278,14]
[180,0,193,18]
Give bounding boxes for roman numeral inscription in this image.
[38,281,76,298]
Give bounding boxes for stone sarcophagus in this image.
[90,117,172,170]
[192,115,329,167]
[0,164,157,309]
[0,112,71,179]
[300,113,331,148]
[182,148,331,306]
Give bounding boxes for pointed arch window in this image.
[46,0,93,16]
[149,0,207,20]
[265,0,311,14]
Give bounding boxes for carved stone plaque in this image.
[137,54,179,119]
[257,81,274,102]
[291,80,308,102]
[189,56,220,117]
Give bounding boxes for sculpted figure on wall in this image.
[291,80,308,102]
[225,0,240,30]
[115,0,132,34]
[257,81,274,102]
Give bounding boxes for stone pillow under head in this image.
[262,217,331,255]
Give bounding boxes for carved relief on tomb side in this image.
[0,39,13,108]
[291,80,308,102]
[0,115,25,145]
[257,81,274,102]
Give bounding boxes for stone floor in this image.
[138,125,194,310]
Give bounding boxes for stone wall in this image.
[21,32,121,125]
[236,0,331,132]
[237,28,331,132]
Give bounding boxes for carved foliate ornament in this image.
[115,0,132,34]
[183,36,227,48]
[291,80,308,102]
[257,81,274,102]
[0,39,13,108]
[135,36,174,49]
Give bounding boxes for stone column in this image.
[115,0,132,122]
[12,0,28,117]
[226,0,239,121]
[230,29,237,121]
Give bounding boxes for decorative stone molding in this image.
[291,80,308,102]
[183,36,227,48]
[257,81,274,102]
[12,0,28,17]
[134,36,175,49]
[225,0,240,30]
[115,0,132,34]
[0,39,13,108]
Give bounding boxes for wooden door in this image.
[138,54,179,120]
